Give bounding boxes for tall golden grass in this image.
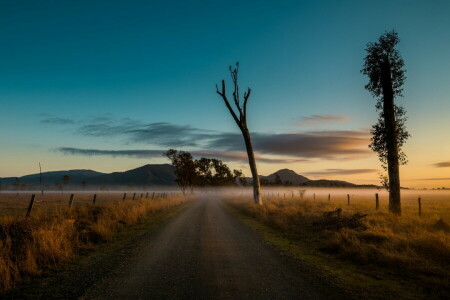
[227,188,450,295]
[0,194,185,292]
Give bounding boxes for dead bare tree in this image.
[216,62,261,204]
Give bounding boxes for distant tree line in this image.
[164,149,245,194]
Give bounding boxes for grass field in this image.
[0,191,174,217]
[0,191,187,293]
[226,188,450,299]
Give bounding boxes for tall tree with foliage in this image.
[362,30,410,215]
[216,63,262,204]
[165,149,244,191]
[165,149,197,194]
[195,158,242,186]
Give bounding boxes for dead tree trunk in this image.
[216,63,262,204]
[242,127,261,204]
[381,58,401,215]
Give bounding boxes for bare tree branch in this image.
[215,63,261,204]
[243,88,251,121]
[230,64,244,121]
[216,80,241,127]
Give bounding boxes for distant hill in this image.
[1,169,105,185]
[264,169,310,185]
[248,169,376,188]
[0,164,176,187]
[89,164,176,186]
[0,165,376,188]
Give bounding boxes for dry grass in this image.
[227,188,450,296]
[0,193,186,292]
[0,192,170,217]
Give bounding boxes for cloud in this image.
[40,117,75,125]
[298,114,350,126]
[433,161,450,168]
[420,178,450,181]
[209,130,371,160]
[304,168,378,177]
[57,148,165,159]
[56,147,307,164]
[77,119,215,147]
[191,150,309,164]
[48,116,371,161]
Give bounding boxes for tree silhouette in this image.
[216,62,262,204]
[362,30,410,215]
[166,150,244,190]
[165,149,196,195]
[195,158,242,186]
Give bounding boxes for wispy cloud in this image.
[209,130,371,160]
[420,177,450,181]
[433,161,450,168]
[77,119,215,147]
[48,116,371,161]
[304,168,378,177]
[57,148,165,159]
[40,117,75,125]
[298,114,350,127]
[56,147,307,164]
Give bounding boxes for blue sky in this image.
[1,0,449,187]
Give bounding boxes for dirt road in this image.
[76,197,343,299]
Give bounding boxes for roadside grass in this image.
[0,195,187,293]
[225,194,450,299]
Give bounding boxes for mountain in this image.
[0,164,176,187]
[1,169,105,185]
[89,164,176,186]
[265,169,310,185]
[253,169,373,188]
[1,165,374,188]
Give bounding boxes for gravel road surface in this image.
[78,197,344,299]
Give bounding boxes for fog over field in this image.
[1,0,449,298]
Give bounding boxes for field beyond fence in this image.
[0,191,175,218]
[0,191,185,293]
[226,187,450,298]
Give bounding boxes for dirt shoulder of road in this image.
[4,203,190,299]
[224,203,428,300]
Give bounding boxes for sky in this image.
[0,0,449,188]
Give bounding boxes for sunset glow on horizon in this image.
[1,0,449,189]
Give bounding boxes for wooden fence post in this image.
[93,194,97,205]
[68,194,74,208]
[313,193,315,202]
[375,193,379,210]
[418,197,422,216]
[152,192,155,199]
[123,193,127,201]
[146,192,149,198]
[26,194,36,217]
[133,193,136,200]
[328,194,331,201]
[140,193,143,199]
[347,194,350,206]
